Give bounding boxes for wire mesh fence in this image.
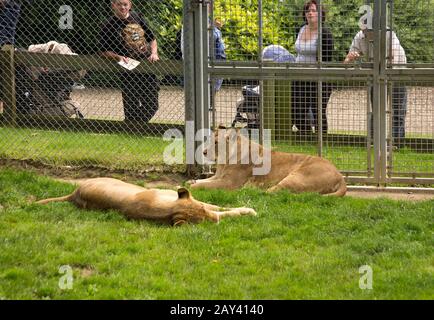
[0,0,184,170]
[212,0,434,63]
[0,0,433,185]
[208,0,434,186]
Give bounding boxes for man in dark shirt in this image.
[99,0,159,122]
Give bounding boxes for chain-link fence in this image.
[206,0,434,186]
[0,0,185,170]
[1,0,433,185]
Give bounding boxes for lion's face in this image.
[171,204,208,226]
[170,188,218,226]
[203,128,247,165]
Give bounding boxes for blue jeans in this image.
[391,85,407,139]
[214,56,226,92]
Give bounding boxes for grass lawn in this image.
[0,127,177,170]
[0,167,433,299]
[1,127,433,175]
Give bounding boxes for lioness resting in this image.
[189,128,347,196]
[37,178,257,226]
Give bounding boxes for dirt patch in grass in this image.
[0,158,187,188]
[0,159,186,184]
[1,158,433,201]
[78,267,95,279]
[347,189,434,201]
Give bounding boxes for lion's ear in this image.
[177,187,191,199]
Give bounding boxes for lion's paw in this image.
[239,207,257,216]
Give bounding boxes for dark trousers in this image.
[120,72,159,122]
[391,85,407,140]
[291,81,332,134]
[0,2,22,46]
[370,85,407,140]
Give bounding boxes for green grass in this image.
[1,127,433,175]
[330,129,434,140]
[0,167,433,299]
[275,142,434,174]
[0,127,178,170]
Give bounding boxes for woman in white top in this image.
[292,0,334,135]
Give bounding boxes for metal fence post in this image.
[183,0,194,175]
[379,0,388,186]
[317,0,323,157]
[194,2,204,136]
[184,0,208,176]
[184,0,201,176]
[372,0,382,186]
[203,1,210,131]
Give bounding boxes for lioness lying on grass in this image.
[189,127,347,196]
[37,178,256,226]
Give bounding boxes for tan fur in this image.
[190,128,347,196]
[37,178,256,226]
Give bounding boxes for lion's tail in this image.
[326,179,347,197]
[36,194,73,205]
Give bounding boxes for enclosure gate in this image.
[184,0,434,187]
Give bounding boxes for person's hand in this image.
[148,52,159,63]
[344,51,360,63]
[119,55,129,64]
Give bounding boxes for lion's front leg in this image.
[199,201,220,211]
[212,207,257,220]
[186,174,218,187]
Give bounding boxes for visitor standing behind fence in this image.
[0,0,32,47]
[1,0,32,112]
[212,18,226,92]
[344,26,407,144]
[180,17,226,92]
[291,0,334,135]
[98,0,159,122]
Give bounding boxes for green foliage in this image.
[132,0,183,59]
[392,0,434,63]
[215,0,433,62]
[14,0,434,62]
[16,0,183,59]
